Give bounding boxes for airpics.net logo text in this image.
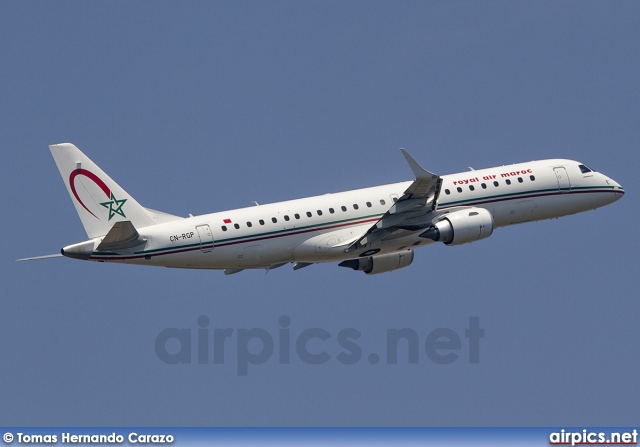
[155,316,484,376]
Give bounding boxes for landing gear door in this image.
[554,167,571,192]
[196,224,214,253]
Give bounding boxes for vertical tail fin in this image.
[49,143,158,238]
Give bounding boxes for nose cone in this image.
[604,176,624,203]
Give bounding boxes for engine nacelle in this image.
[420,208,494,246]
[339,249,414,275]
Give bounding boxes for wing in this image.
[345,149,443,252]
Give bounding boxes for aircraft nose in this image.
[605,177,624,200]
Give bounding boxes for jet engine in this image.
[420,208,493,246]
[339,249,414,275]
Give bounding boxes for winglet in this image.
[400,148,438,180]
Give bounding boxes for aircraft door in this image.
[196,224,214,253]
[554,167,571,192]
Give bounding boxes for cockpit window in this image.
[579,164,593,174]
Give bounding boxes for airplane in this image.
[19,143,624,274]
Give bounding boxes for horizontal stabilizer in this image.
[16,253,64,261]
[96,221,145,251]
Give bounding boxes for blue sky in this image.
[1,1,638,426]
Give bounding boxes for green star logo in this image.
[100,192,127,220]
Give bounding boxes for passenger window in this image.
[341,206,347,212]
[294,213,300,219]
[306,211,312,218]
[469,185,475,191]
[530,175,536,181]
[366,202,372,207]
[234,223,240,229]
[380,199,386,205]
[317,210,323,216]
[518,177,523,183]
[353,204,359,210]
[456,187,462,193]
[445,189,450,195]
[329,208,335,214]
[259,219,265,225]
[221,226,227,231]
[271,217,277,223]
[505,179,511,185]
[481,183,487,189]
[493,181,499,187]
[284,215,290,221]
[246,222,252,227]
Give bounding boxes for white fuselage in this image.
[78,159,624,270]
